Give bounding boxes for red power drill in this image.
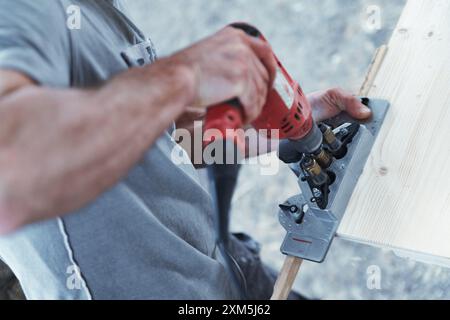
[204,23,324,159]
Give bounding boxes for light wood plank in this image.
[359,45,388,97]
[338,0,450,262]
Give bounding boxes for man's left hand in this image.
[308,87,372,122]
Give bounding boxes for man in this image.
[0,0,371,299]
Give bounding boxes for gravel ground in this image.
[126,0,450,300]
[2,0,450,300]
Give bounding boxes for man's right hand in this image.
[171,27,277,124]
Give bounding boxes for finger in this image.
[185,107,207,120]
[329,88,372,120]
[240,33,277,87]
[248,53,269,106]
[249,49,270,85]
[240,86,259,123]
[239,69,260,123]
[243,54,269,122]
[341,95,372,120]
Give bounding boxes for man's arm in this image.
[0,62,192,234]
[0,28,277,234]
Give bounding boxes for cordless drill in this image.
[205,23,330,165]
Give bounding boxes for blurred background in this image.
[2,0,450,300]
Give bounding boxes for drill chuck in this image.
[278,123,324,164]
[320,124,342,152]
[314,147,333,169]
[301,156,329,187]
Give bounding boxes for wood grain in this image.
[338,0,450,262]
[271,256,303,300]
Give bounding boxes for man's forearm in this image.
[0,59,193,232]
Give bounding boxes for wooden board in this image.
[337,0,450,264]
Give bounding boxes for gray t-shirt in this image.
[0,0,237,299]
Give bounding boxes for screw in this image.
[302,156,315,169]
[313,188,322,198]
[293,205,306,225]
[302,204,310,212]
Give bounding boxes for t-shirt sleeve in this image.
[0,0,70,87]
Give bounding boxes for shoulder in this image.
[0,0,68,29]
[0,0,71,87]
[0,0,66,11]
[0,0,71,46]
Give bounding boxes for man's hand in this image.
[173,27,277,123]
[308,87,372,122]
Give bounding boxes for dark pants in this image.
[229,233,304,300]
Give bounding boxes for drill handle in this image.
[203,99,244,147]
